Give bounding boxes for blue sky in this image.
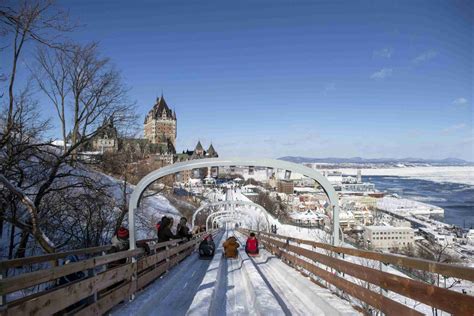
[26,1,474,159]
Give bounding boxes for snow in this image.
[114,179,464,315]
[335,166,474,185]
[237,234,357,315]
[113,228,358,316]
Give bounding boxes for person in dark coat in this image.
[156,216,167,237]
[158,217,180,243]
[199,234,215,258]
[177,217,192,240]
[57,255,85,286]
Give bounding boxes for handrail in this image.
[0,233,208,271]
[254,230,474,282]
[0,230,218,315]
[0,245,112,270]
[239,228,474,316]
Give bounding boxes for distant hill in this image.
[278,156,472,166]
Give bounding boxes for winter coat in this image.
[107,235,130,268]
[177,223,192,240]
[199,238,215,257]
[245,237,259,254]
[111,235,129,252]
[158,226,180,243]
[107,235,150,270]
[158,217,180,243]
[223,237,240,258]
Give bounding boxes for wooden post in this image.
[87,265,98,304]
[0,267,6,308]
[130,254,137,301]
[165,245,170,272]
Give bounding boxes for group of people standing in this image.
[107,218,260,262]
[157,216,193,242]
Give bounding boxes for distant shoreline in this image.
[332,166,474,186]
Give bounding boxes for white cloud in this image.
[442,123,467,134]
[453,97,468,106]
[373,48,393,58]
[413,50,437,64]
[370,68,393,80]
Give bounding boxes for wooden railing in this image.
[238,228,474,316]
[0,230,218,315]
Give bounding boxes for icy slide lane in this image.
[113,229,358,315]
[112,232,225,316]
[233,232,358,316]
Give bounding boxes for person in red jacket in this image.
[245,232,259,256]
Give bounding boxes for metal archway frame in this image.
[206,209,269,232]
[192,200,271,228]
[129,157,340,249]
[212,214,249,229]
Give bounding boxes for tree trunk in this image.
[15,230,28,258]
[0,174,56,254]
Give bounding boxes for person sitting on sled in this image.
[223,236,240,259]
[245,232,259,256]
[199,234,215,258]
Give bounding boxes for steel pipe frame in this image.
[193,200,270,229]
[129,158,340,249]
[211,214,249,229]
[205,209,269,232]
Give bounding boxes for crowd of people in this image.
[57,218,261,290]
[52,210,264,314]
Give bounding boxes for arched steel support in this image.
[205,209,269,232]
[212,214,250,229]
[129,158,340,249]
[193,200,271,229]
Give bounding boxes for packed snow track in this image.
[113,229,358,316]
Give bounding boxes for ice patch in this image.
[338,166,474,186]
[409,196,447,203]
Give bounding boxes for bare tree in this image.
[0,0,73,147]
[33,42,136,158]
[31,46,70,152]
[1,3,137,257]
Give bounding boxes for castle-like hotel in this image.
[88,94,218,167]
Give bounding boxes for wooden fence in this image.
[0,230,217,315]
[238,228,474,316]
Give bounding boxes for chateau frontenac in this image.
[86,94,217,167]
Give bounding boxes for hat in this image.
[117,227,129,239]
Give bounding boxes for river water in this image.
[365,176,474,229]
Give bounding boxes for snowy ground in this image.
[112,228,358,316]
[112,183,473,316]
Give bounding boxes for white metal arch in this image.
[129,158,341,249]
[206,209,270,232]
[212,214,249,229]
[192,200,271,228]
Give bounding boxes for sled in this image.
[223,254,239,260]
[247,253,259,257]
